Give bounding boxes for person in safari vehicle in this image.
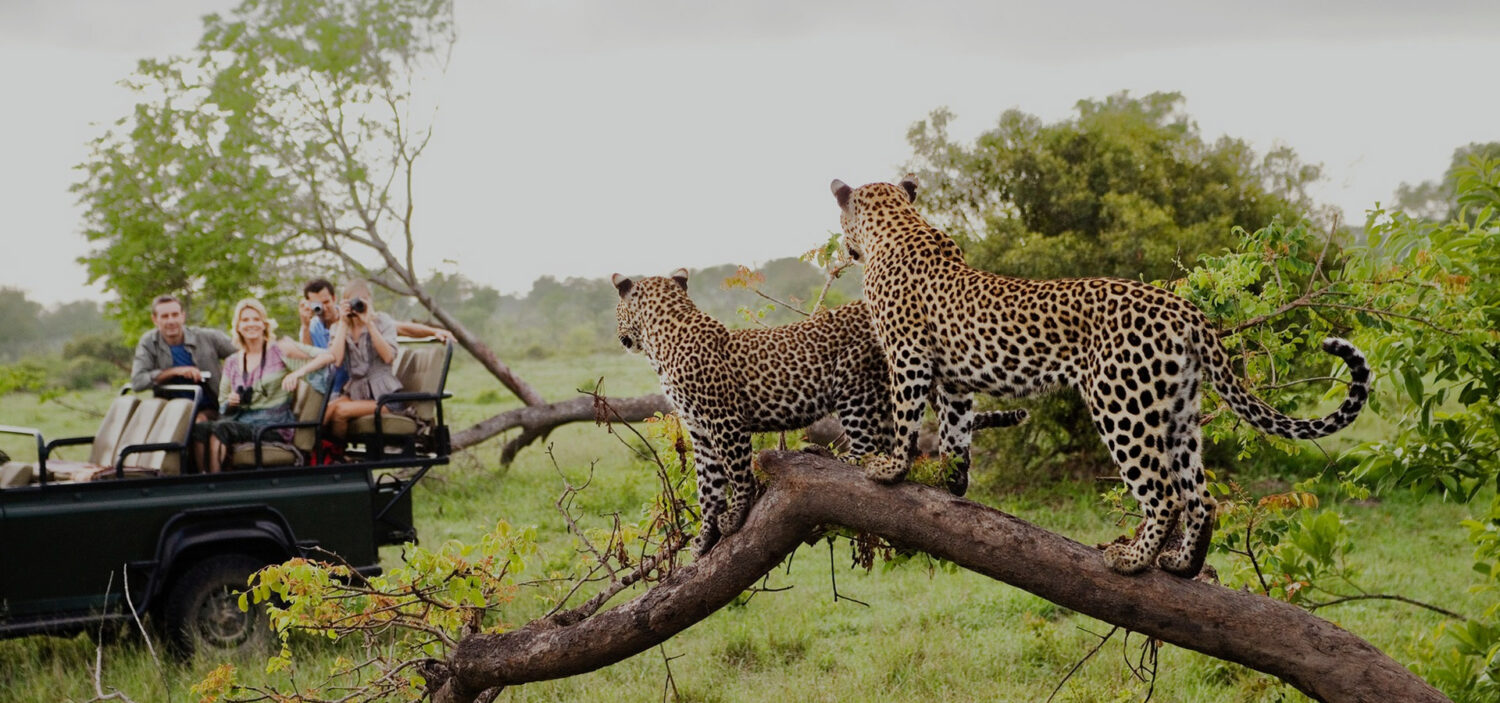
[191,298,334,473]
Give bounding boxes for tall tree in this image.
[73,0,671,456]
[906,91,1321,282]
[1394,141,1500,222]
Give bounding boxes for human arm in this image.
[369,313,398,364]
[329,319,349,367]
[278,341,335,392]
[298,300,315,345]
[218,357,235,414]
[395,320,454,343]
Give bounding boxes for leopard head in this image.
[612,268,690,356]
[830,174,918,264]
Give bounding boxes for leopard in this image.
[829,175,1371,577]
[612,268,1027,556]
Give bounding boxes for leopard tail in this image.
[1198,326,1371,440]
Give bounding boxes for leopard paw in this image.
[862,454,909,484]
[691,529,721,558]
[717,500,750,536]
[1103,542,1151,575]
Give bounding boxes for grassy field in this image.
[0,352,1484,702]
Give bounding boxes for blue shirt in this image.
[309,316,331,349]
[169,344,194,368]
[308,316,348,394]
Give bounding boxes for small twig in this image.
[827,539,869,607]
[123,564,169,703]
[1046,625,1118,703]
[1244,513,1271,597]
[750,287,810,317]
[659,645,682,703]
[1305,593,1469,621]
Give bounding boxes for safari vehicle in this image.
[0,338,452,655]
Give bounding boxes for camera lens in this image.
[351,298,367,314]
[310,302,323,315]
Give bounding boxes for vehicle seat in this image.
[45,398,163,482]
[127,397,196,475]
[228,380,327,468]
[346,341,449,443]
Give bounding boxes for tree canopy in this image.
[905,91,1321,282]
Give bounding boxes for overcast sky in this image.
[3,0,1497,306]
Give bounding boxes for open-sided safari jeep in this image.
[0,339,453,654]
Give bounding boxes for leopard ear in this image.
[611,273,633,299]
[831,179,853,210]
[669,268,689,291]
[899,173,918,203]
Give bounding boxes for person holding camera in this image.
[299,278,453,402]
[192,298,334,473]
[323,280,406,440]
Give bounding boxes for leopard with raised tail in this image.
[829,175,1370,577]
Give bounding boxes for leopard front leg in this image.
[685,424,729,557]
[712,426,756,538]
[837,378,896,464]
[865,346,932,485]
[930,382,975,496]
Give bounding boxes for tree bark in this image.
[429,450,1445,703]
[450,393,675,459]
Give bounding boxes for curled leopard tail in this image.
[1203,334,1371,440]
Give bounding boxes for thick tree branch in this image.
[430,451,1444,703]
[450,394,673,455]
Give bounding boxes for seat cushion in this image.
[0,461,35,488]
[228,443,302,468]
[130,397,195,473]
[348,412,418,437]
[110,398,164,469]
[88,396,140,466]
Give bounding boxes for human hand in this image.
[281,371,302,392]
[433,328,454,344]
[177,366,203,383]
[225,390,241,408]
[298,299,315,325]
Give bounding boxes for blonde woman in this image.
[192,298,334,473]
[324,280,404,439]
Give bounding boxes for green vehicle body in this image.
[0,340,452,646]
[0,461,426,639]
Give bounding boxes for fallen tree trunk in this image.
[428,450,1445,703]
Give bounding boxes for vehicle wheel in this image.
[162,554,271,657]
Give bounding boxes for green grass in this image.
[0,352,1486,702]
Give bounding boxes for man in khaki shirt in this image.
[129,295,237,420]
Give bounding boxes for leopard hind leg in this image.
[1155,406,1216,577]
[931,382,975,496]
[1092,395,1181,574]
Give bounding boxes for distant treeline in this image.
[382,257,863,359]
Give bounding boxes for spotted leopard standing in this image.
[613,269,1026,556]
[829,176,1370,577]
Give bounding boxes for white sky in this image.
[2,0,1497,306]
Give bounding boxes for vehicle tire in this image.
[162,554,271,658]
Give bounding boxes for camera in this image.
[310,302,324,315]
[350,298,367,314]
[235,385,254,406]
